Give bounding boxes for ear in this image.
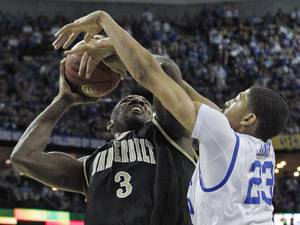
[106,120,113,131]
[240,113,256,127]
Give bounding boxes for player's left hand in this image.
[64,36,127,79]
[52,11,103,50]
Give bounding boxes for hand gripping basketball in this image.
[57,59,101,105]
[64,38,123,98]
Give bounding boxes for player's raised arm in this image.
[153,55,221,111]
[10,60,99,195]
[54,11,198,132]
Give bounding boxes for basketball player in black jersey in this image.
[11,54,197,224]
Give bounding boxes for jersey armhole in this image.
[152,117,197,166]
[199,133,240,192]
[83,158,89,188]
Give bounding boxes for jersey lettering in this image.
[121,140,129,163]
[91,138,156,176]
[140,139,150,163]
[128,139,137,162]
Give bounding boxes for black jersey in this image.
[83,119,195,225]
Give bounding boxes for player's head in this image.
[222,86,289,141]
[107,95,153,134]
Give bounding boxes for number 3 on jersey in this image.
[114,171,133,198]
[244,160,274,205]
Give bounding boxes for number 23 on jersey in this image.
[244,160,274,205]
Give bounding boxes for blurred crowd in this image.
[0,6,300,213]
[0,7,300,139]
[274,171,300,212]
[0,163,86,212]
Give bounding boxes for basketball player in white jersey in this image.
[52,10,289,225]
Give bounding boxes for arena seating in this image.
[0,7,299,212]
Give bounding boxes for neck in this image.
[114,131,131,139]
[238,126,256,137]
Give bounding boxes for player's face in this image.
[221,89,250,132]
[111,95,153,132]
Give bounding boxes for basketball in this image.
[64,52,121,98]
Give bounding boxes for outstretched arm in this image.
[10,61,99,194]
[154,55,221,111]
[54,11,198,132]
[99,12,202,132]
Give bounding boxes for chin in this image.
[126,115,148,129]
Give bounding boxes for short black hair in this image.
[248,86,289,141]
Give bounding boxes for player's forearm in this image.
[153,55,184,84]
[153,55,220,111]
[97,11,161,87]
[10,97,72,170]
[182,81,221,111]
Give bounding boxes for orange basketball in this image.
[65,52,121,98]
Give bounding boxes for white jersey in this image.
[187,105,275,225]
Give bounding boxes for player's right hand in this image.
[52,11,103,50]
[64,36,127,79]
[64,36,116,78]
[56,59,101,106]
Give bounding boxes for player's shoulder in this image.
[236,133,274,157]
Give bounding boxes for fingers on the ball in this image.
[79,52,89,76]
[52,33,65,48]
[95,39,109,48]
[86,57,97,79]
[84,33,93,43]
[64,45,88,55]
[53,32,71,49]
[55,24,74,37]
[63,32,78,49]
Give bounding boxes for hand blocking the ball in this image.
[64,37,124,98]
[52,10,127,80]
[56,59,101,106]
[52,11,127,98]
[64,36,126,79]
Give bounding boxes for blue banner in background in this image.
[0,129,105,149]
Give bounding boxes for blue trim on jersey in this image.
[198,133,240,192]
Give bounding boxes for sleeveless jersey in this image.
[187,105,275,225]
[83,119,195,225]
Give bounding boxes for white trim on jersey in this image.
[198,133,240,192]
[152,117,197,166]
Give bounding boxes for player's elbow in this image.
[10,154,27,174]
[10,149,31,173]
[10,152,24,168]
